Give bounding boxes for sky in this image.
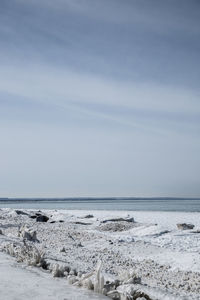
[0,0,200,198]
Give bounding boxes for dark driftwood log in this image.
[15,210,29,216]
[73,221,92,225]
[101,217,134,224]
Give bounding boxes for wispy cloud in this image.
[0,63,199,133]
[1,0,200,88]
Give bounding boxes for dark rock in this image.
[36,215,49,222]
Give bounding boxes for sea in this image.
[0,198,200,212]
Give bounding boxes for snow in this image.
[0,252,107,300]
[0,208,200,299]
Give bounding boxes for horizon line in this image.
[1,196,200,201]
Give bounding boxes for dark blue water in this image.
[0,198,200,212]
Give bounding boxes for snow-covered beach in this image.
[0,252,108,300]
[0,208,200,299]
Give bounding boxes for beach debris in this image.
[127,288,153,300]
[67,233,84,249]
[51,263,65,277]
[98,222,136,232]
[60,246,66,252]
[18,225,38,242]
[102,280,119,295]
[177,223,195,230]
[101,217,135,224]
[94,262,105,293]
[70,269,77,276]
[107,290,121,299]
[77,271,82,278]
[68,233,75,241]
[49,263,74,278]
[4,243,16,256]
[118,237,135,243]
[83,278,94,290]
[108,286,153,300]
[68,275,78,284]
[119,269,141,285]
[84,214,94,218]
[147,230,170,237]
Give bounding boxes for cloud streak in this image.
[0,63,199,133]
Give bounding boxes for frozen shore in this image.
[0,252,107,300]
[0,208,200,299]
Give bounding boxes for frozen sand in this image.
[0,209,200,299]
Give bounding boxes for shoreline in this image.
[0,208,200,299]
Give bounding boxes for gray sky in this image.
[0,0,200,197]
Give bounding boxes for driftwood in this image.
[101,217,134,224]
[190,230,200,233]
[73,221,92,225]
[15,210,29,216]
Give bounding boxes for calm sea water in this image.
[0,198,200,212]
